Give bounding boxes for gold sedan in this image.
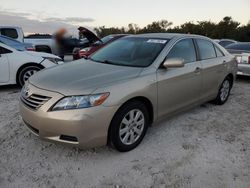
[19,33,237,152]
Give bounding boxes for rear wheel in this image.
[18,66,41,86]
[214,77,232,105]
[109,101,149,152]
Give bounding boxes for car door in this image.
[157,38,202,118]
[195,39,224,100]
[0,46,11,83]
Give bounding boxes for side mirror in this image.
[163,58,185,68]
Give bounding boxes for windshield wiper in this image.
[102,60,118,65]
[87,57,100,62]
[88,57,118,65]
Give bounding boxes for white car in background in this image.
[0,42,63,86]
[0,26,57,54]
[226,42,250,76]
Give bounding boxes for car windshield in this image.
[0,36,25,51]
[0,36,20,44]
[90,37,168,67]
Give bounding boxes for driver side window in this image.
[167,38,197,64]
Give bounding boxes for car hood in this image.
[78,27,101,43]
[25,51,61,59]
[29,60,143,96]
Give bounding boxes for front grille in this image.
[21,94,51,110]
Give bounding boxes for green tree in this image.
[94,26,126,38]
[127,23,140,34]
[94,17,250,42]
[139,20,172,33]
[214,16,240,39]
[237,22,250,41]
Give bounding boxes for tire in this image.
[214,76,232,105]
[18,66,41,86]
[109,101,149,152]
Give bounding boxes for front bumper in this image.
[19,84,118,149]
[237,64,250,76]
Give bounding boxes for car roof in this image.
[220,39,237,42]
[108,34,129,37]
[226,42,250,47]
[0,26,22,29]
[128,33,203,40]
[226,42,250,49]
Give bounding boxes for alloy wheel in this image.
[220,80,230,102]
[23,69,38,83]
[119,109,145,145]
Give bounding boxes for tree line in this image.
[94,17,250,42]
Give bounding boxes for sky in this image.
[0,0,249,34]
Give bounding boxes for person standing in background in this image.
[54,28,67,60]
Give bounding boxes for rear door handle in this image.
[194,67,202,74]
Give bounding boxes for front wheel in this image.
[214,77,232,105]
[109,101,149,152]
[18,66,41,86]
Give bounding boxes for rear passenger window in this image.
[0,28,18,39]
[215,46,224,57]
[196,39,216,60]
[167,39,196,63]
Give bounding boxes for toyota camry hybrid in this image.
[19,33,237,152]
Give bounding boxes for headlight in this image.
[51,93,109,111]
[43,57,62,64]
[80,47,91,53]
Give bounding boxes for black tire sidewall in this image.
[18,66,41,86]
[109,101,149,152]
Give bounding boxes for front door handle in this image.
[222,60,228,67]
[194,67,201,74]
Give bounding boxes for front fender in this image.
[93,72,158,120]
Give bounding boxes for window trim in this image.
[214,44,225,57]
[195,38,217,61]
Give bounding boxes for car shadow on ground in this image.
[236,75,250,83]
[0,84,21,93]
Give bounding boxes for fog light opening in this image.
[59,135,78,142]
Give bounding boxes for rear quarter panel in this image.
[225,54,238,81]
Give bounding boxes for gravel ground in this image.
[0,77,250,188]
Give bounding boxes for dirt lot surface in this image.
[0,77,250,188]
